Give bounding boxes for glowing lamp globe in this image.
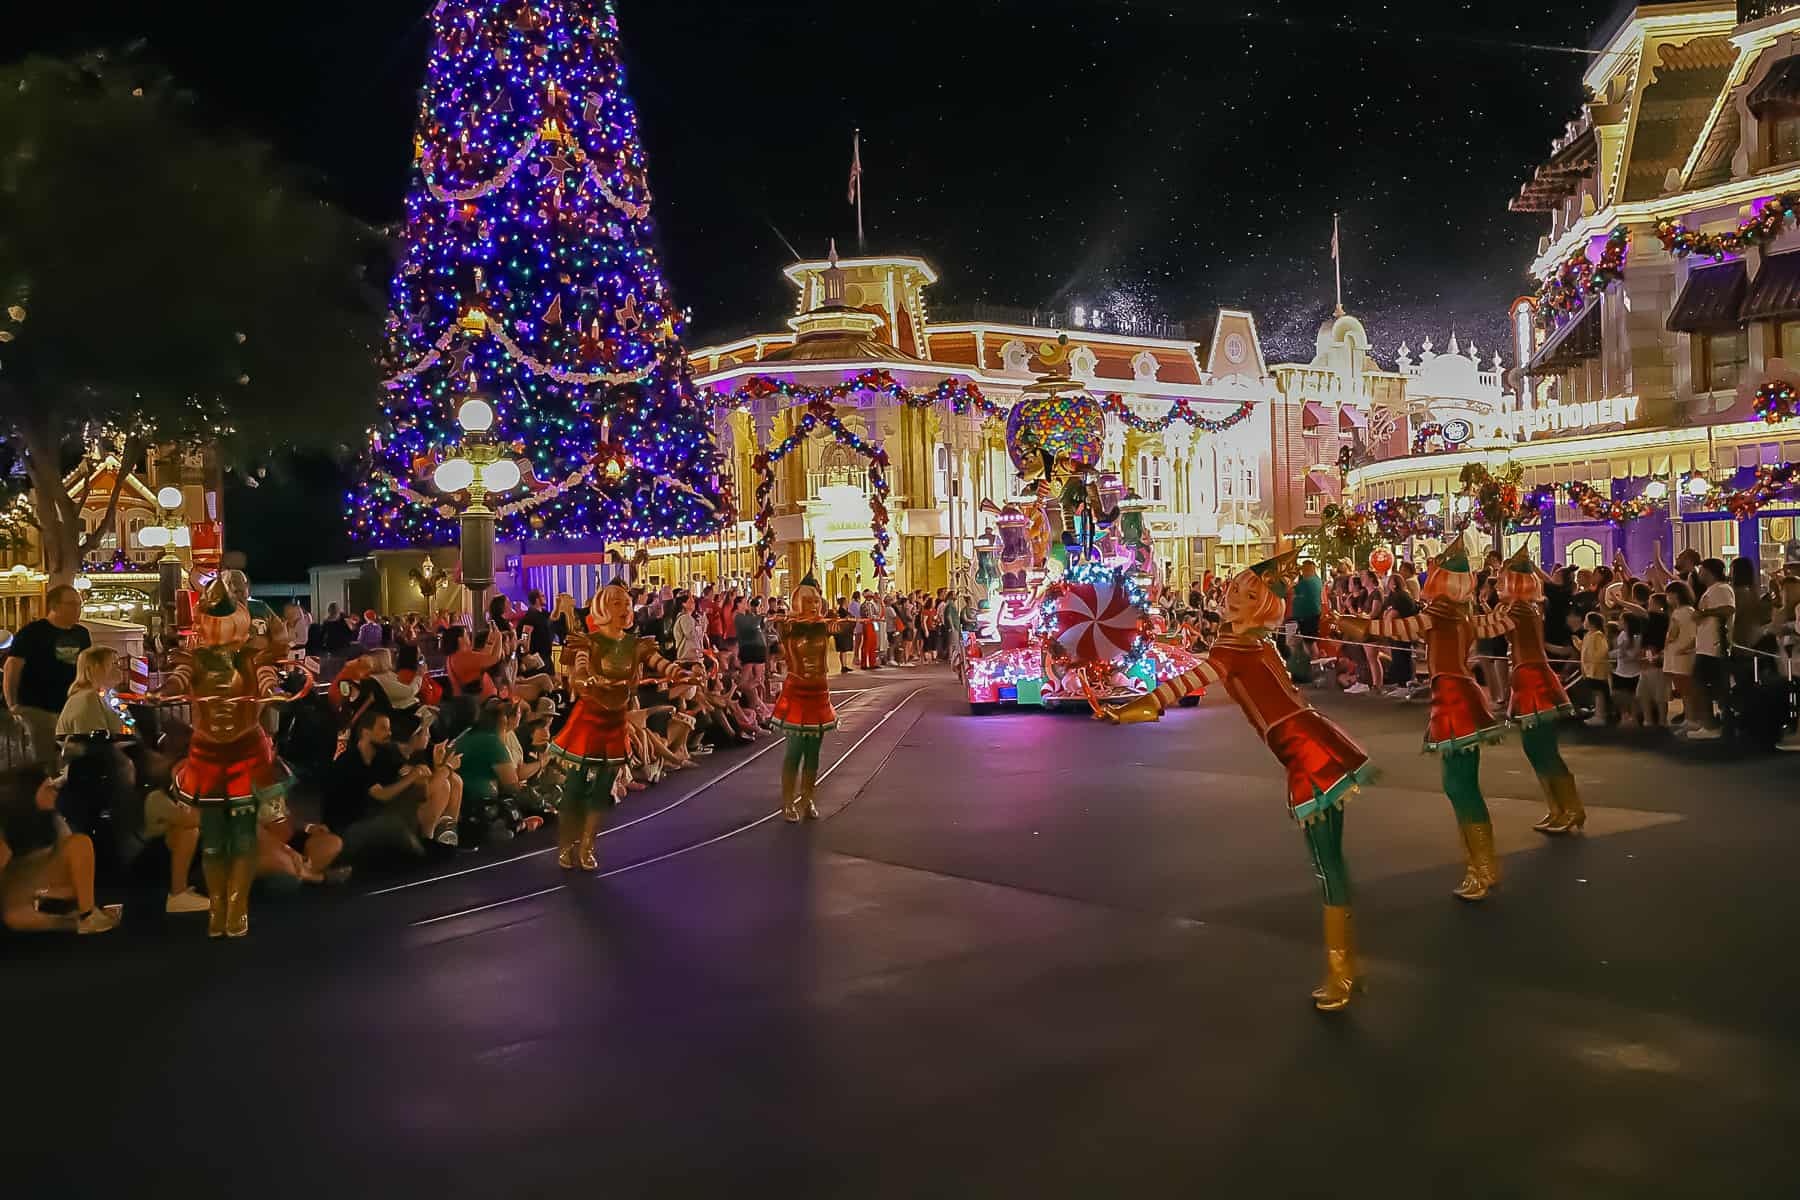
[457,398,496,434]
[73,575,92,592]
[1643,480,1668,500]
[138,525,169,548]
[434,458,476,493]
[172,526,192,548]
[1424,497,1444,517]
[481,458,522,493]
[156,486,184,510]
[1686,475,1711,498]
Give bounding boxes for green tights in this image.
[1442,747,1490,826]
[783,733,824,801]
[1519,722,1570,783]
[1301,806,1352,907]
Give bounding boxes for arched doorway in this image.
[1565,538,1603,570]
[823,549,872,603]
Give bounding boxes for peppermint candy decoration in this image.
[1055,579,1143,665]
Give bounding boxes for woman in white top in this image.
[55,647,129,741]
[1662,581,1698,723]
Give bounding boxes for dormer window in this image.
[1748,57,1800,166]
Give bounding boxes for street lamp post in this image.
[434,395,523,623]
[136,485,191,630]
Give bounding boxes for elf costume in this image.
[551,583,687,872]
[1339,531,1515,901]
[1120,550,1378,1013]
[160,578,304,939]
[1500,547,1586,835]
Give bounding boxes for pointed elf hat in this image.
[1248,547,1300,597]
[798,570,821,592]
[1504,544,1535,574]
[1432,528,1474,573]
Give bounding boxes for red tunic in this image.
[552,701,630,766]
[771,620,839,733]
[1205,639,1374,824]
[174,728,289,805]
[1421,607,1505,755]
[551,630,654,768]
[1505,601,1573,727]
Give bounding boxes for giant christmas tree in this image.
[352,0,727,547]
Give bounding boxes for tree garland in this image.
[1655,193,1800,260]
[752,397,891,578]
[1754,378,1800,425]
[1534,226,1629,329]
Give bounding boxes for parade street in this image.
[11,667,1799,1198]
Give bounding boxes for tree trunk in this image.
[20,414,81,590]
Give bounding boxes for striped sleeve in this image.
[1147,658,1226,712]
[1473,608,1517,639]
[1370,611,1433,641]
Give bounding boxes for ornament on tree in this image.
[543,295,563,326]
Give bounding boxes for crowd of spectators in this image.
[0,577,965,941]
[1164,547,1800,750]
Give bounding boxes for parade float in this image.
[964,338,1204,714]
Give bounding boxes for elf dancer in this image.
[1110,550,1378,1012]
[158,578,305,939]
[1498,548,1586,834]
[1337,531,1515,901]
[549,583,692,871]
[769,574,865,822]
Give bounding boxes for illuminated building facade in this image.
[1348,1,1800,571]
[684,249,1303,596]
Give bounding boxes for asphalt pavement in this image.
[9,667,1800,1198]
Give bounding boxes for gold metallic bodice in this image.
[570,630,647,712]
[185,644,267,742]
[781,619,835,681]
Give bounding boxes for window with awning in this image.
[1304,469,1341,497]
[1338,405,1367,431]
[1528,297,1602,372]
[1301,401,1331,430]
[1666,262,1747,333]
[1741,251,1800,321]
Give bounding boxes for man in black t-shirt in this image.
[326,711,442,860]
[519,589,555,662]
[4,584,90,766]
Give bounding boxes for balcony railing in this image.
[931,301,1190,341]
[1741,1,1800,22]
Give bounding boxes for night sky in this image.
[15,0,1630,574]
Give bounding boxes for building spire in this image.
[1331,213,1344,317]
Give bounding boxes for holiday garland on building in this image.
[352,0,727,547]
[751,397,890,578]
[1682,462,1800,518]
[1753,378,1800,424]
[1655,193,1800,260]
[1533,226,1629,329]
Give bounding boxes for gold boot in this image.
[202,859,229,939]
[1531,774,1565,834]
[1550,775,1586,834]
[557,841,578,870]
[224,857,254,938]
[1312,905,1359,1013]
[800,758,821,820]
[1452,822,1501,902]
[780,761,802,823]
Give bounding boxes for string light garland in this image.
[751,398,891,578]
[1655,194,1800,260]
[1534,226,1629,329]
[1681,462,1800,518]
[1101,395,1256,434]
[707,370,1256,436]
[352,0,726,549]
[1753,378,1800,425]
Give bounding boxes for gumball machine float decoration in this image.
[1005,336,1112,567]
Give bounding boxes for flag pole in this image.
[853,129,866,254]
[1332,213,1344,317]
